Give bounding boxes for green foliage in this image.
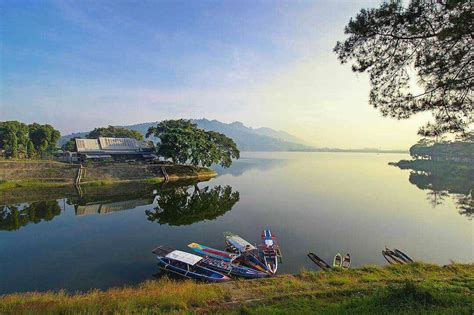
[409,138,474,160]
[86,125,144,140]
[28,123,61,154]
[62,137,77,152]
[0,121,60,158]
[335,1,473,137]
[145,184,239,226]
[10,133,18,158]
[26,140,36,158]
[147,119,239,167]
[0,121,29,157]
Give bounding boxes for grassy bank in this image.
[0,160,217,192]
[1,263,472,314]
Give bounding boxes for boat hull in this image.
[307,252,331,270]
[199,257,268,279]
[156,257,231,282]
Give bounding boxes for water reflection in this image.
[145,184,239,226]
[68,182,157,216]
[0,180,240,230]
[213,157,287,176]
[0,201,62,231]
[395,161,473,218]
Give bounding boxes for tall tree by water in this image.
[0,121,31,158]
[28,123,61,155]
[146,119,240,167]
[334,0,473,137]
[86,126,144,141]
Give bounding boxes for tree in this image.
[146,119,239,167]
[28,123,61,155]
[86,126,144,141]
[334,0,473,137]
[62,138,77,152]
[10,133,18,158]
[26,140,36,159]
[0,121,29,157]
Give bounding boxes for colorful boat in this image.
[224,232,271,274]
[188,242,240,262]
[307,252,331,271]
[258,229,282,274]
[152,246,231,282]
[188,243,268,279]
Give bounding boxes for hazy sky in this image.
[1,0,429,149]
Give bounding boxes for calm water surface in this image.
[0,152,472,294]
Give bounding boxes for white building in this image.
[75,137,155,161]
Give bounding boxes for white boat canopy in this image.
[166,250,203,265]
[226,235,256,251]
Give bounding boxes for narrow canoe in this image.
[307,252,331,271]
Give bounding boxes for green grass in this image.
[1,263,472,314]
[241,282,473,314]
[0,179,68,192]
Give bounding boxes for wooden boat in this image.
[188,243,268,279]
[224,232,271,274]
[258,229,282,274]
[382,249,406,265]
[188,243,239,262]
[393,248,413,263]
[342,253,351,269]
[333,253,342,267]
[200,256,268,279]
[152,246,231,282]
[307,252,331,271]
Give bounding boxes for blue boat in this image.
[188,243,269,279]
[152,246,231,282]
[199,256,269,279]
[224,232,271,274]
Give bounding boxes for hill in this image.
[59,119,313,152]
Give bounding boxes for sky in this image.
[0,0,430,150]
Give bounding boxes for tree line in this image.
[1,120,240,168]
[409,133,473,161]
[0,121,61,159]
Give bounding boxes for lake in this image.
[0,152,472,294]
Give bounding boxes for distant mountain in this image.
[59,119,313,152]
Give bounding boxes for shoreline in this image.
[0,160,217,192]
[0,263,471,314]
